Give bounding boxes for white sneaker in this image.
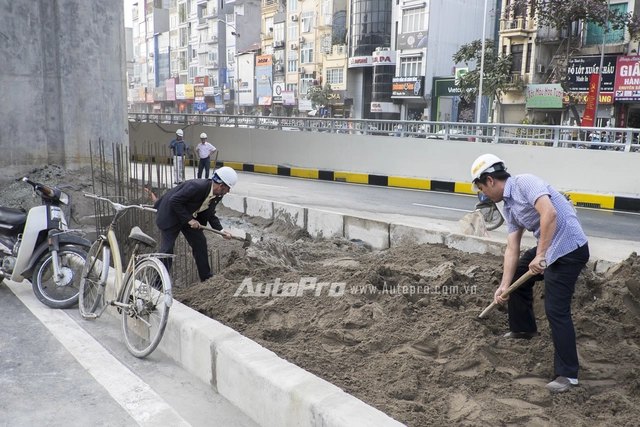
[546,376,578,393]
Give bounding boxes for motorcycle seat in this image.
[0,206,27,226]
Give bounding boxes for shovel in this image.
[478,261,546,319]
[201,224,252,248]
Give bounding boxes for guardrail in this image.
[128,113,640,152]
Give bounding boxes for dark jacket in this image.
[154,179,223,231]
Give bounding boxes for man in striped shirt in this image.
[471,154,589,393]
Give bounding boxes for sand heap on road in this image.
[177,215,640,427]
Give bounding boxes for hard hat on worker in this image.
[470,154,506,191]
[212,166,238,189]
[200,132,207,139]
[176,129,184,137]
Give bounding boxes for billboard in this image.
[614,55,640,102]
[391,76,424,97]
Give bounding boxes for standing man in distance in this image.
[170,129,189,184]
[154,167,237,282]
[195,132,217,179]
[470,154,589,393]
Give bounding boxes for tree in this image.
[306,82,333,110]
[452,39,521,123]
[507,0,640,123]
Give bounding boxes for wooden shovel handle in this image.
[478,260,546,319]
[200,224,246,243]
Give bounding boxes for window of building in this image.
[321,0,332,26]
[286,83,297,96]
[301,11,314,33]
[510,44,523,73]
[180,27,188,47]
[402,7,425,32]
[301,42,314,63]
[288,58,298,73]
[300,73,314,94]
[189,66,197,81]
[586,3,627,45]
[326,68,344,85]
[274,22,285,42]
[288,22,299,40]
[288,0,298,12]
[208,51,218,62]
[399,56,422,76]
[265,17,274,35]
[227,13,235,24]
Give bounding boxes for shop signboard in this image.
[614,55,640,102]
[391,76,424,97]
[282,90,296,106]
[567,55,616,93]
[396,31,427,50]
[166,78,176,101]
[273,82,284,104]
[525,84,564,108]
[184,84,195,100]
[175,84,185,100]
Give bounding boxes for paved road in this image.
[0,281,258,427]
[228,171,640,243]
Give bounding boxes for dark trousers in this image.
[159,223,211,282]
[508,244,589,378]
[197,157,211,179]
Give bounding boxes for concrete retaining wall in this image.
[129,123,640,197]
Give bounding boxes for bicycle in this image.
[78,194,173,358]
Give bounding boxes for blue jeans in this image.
[197,157,210,179]
[507,244,589,378]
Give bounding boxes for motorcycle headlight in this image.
[59,191,70,206]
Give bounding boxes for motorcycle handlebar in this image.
[22,177,55,198]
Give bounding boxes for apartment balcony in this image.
[203,8,217,19]
[205,60,219,69]
[506,73,528,90]
[202,34,219,44]
[500,17,535,38]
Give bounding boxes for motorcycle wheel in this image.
[478,205,504,231]
[32,246,88,309]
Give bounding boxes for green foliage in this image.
[452,39,520,100]
[306,82,333,109]
[507,0,640,41]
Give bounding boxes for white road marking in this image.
[253,183,288,189]
[412,203,472,213]
[7,281,191,427]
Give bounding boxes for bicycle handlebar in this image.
[84,193,157,213]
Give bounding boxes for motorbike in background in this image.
[0,177,92,308]
[475,191,574,232]
[475,193,504,231]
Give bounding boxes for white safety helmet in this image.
[200,132,207,139]
[470,154,506,191]
[212,166,238,189]
[176,129,184,137]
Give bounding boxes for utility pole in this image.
[593,0,612,127]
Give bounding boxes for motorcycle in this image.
[0,177,92,308]
[475,192,504,231]
[475,191,575,232]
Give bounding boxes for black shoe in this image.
[503,331,540,340]
[200,272,215,282]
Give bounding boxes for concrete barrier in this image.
[245,197,274,219]
[273,201,306,229]
[344,216,390,250]
[307,209,344,239]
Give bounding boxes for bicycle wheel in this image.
[79,239,111,318]
[32,246,88,309]
[121,257,171,358]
